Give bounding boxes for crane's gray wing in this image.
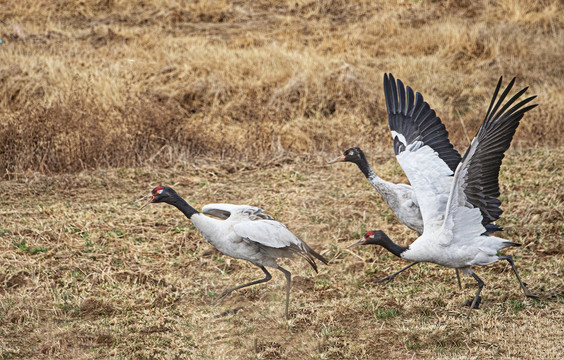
[202,203,274,220]
[234,220,328,271]
[443,77,537,243]
[384,73,461,228]
[233,220,304,249]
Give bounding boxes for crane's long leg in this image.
[498,255,538,298]
[276,266,292,320]
[455,269,462,290]
[467,271,484,318]
[375,263,463,290]
[216,266,272,301]
[374,262,418,283]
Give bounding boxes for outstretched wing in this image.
[384,73,462,228]
[202,203,274,220]
[444,77,537,241]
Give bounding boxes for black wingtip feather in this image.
[384,73,462,172]
[462,77,537,227]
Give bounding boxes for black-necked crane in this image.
[348,74,538,316]
[139,187,328,319]
[329,82,464,285]
[328,146,429,235]
[329,146,464,286]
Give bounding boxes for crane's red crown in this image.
[152,186,164,195]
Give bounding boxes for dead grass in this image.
[0,148,562,359]
[1,0,563,176]
[0,1,563,358]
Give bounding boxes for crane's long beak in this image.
[327,154,346,164]
[135,193,154,209]
[346,238,365,249]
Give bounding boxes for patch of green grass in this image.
[350,229,366,240]
[315,278,329,288]
[82,237,95,253]
[373,307,399,320]
[13,239,28,252]
[13,239,49,255]
[364,264,382,277]
[29,247,48,255]
[320,326,343,337]
[431,344,464,356]
[325,244,346,261]
[509,299,526,312]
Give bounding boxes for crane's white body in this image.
[393,139,514,272]
[405,233,508,271]
[364,168,424,234]
[191,204,309,269]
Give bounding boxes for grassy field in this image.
[1,0,563,359]
[1,0,563,174]
[0,149,563,359]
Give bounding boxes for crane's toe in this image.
[373,274,397,284]
[462,295,482,309]
[524,287,539,299]
[214,288,235,303]
[219,289,232,299]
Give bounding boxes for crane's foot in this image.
[214,288,234,303]
[518,281,539,298]
[371,262,418,284]
[523,286,539,299]
[373,273,397,284]
[462,295,482,309]
[216,306,244,318]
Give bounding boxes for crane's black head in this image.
[138,186,177,208]
[327,147,366,165]
[139,186,199,218]
[347,230,388,248]
[150,186,183,204]
[150,186,173,203]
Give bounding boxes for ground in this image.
[1,0,563,358]
[1,149,562,359]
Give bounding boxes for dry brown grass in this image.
[0,149,563,359]
[1,1,563,359]
[1,0,563,176]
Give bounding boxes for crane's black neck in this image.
[354,156,373,179]
[166,194,199,219]
[370,231,409,258]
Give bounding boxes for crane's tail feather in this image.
[302,244,329,273]
[309,248,329,266]
[502,240,521,248]
[301,254,319,273]
[289,243,328,273]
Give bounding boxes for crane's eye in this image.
[152,186,164,195]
